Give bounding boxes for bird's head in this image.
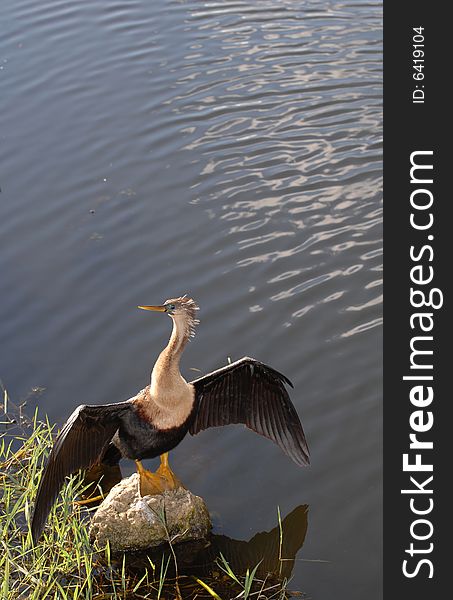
[138,295,200,337]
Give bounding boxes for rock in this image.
[89,473,211,553]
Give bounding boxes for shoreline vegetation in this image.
[1,386,305,599]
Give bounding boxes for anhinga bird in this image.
[31,296,309,543]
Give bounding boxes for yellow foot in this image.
[135,460,169,496]
[135,453,184,497]
[156,452,185,490]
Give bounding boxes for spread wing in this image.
[31,402,130,543]
[189,357,310,467]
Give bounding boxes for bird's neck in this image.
[151,315,189,394]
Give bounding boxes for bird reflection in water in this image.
[115,504,309,598]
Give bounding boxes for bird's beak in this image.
[137,305,167,312]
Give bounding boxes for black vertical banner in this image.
[384,2,448,598]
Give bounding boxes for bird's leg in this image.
[135,455,184,497]
[135,460,169,496]
[74,462,122,507]
[155,452,185,490]
[74,494,105,506]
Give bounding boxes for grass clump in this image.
[1,386,301,599]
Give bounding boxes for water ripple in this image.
[0,2,382,597]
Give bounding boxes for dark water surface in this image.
[0,0,382,597]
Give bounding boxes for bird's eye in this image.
[167,303,176,311]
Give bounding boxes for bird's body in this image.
[110,389,195,461]
[31,296,309,543]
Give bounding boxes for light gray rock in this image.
[89,473,211,553]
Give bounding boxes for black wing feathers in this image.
[31,403,129,543]
[190,357,309,467]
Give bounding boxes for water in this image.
[0,0,382,597]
